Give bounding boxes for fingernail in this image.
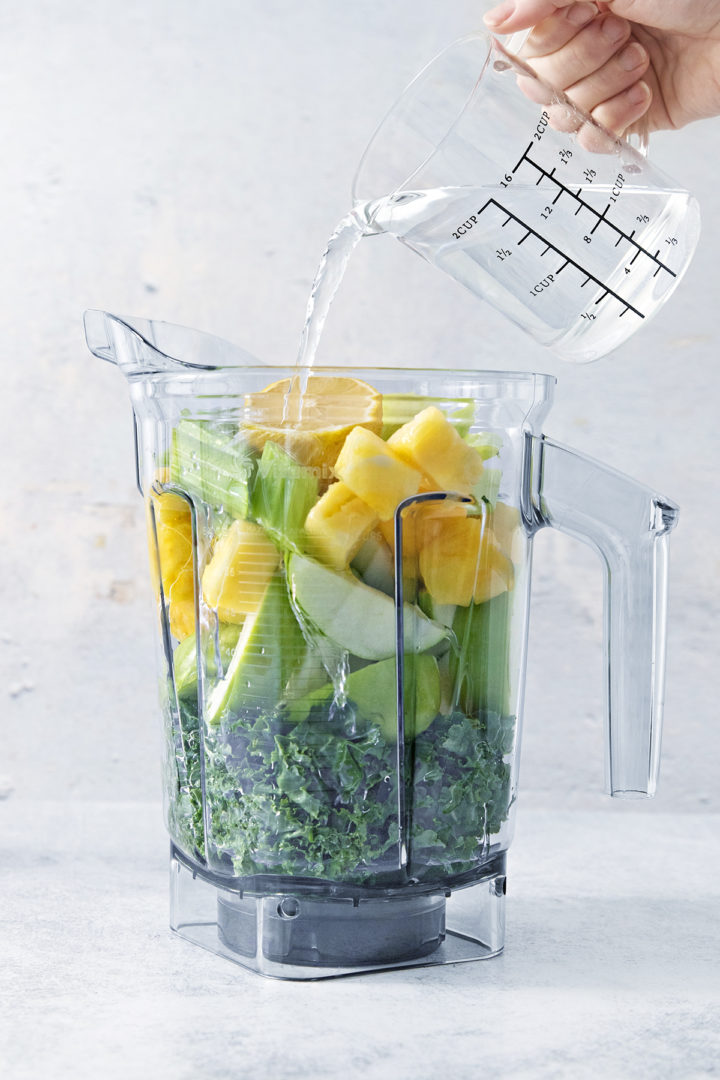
[567,3,598,28]
[618,42,647,71]
[626,80,651,106]
[484,1,515,27]
[601,15,628,43]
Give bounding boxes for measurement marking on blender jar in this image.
[511,143,678,278]
[477,197,645,318]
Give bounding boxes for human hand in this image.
[483,0,720,136]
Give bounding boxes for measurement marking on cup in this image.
[512,144,677,279]
[475,197,645,318]
[590,205,609,235]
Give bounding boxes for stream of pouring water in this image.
[288,202,381,705]
[294,207,371,372]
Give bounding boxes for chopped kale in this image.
[164,694,513,886]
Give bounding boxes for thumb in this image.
[601,0,715,32]
[484,0,703,34]
[484,1,591,33]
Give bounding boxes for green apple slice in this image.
[287,552,447,660]
[298,654,440,740]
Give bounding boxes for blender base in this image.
[169,851,506,980]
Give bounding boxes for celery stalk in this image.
[170,420,256,519]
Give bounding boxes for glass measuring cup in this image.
[353,34,700,362]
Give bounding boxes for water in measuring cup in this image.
[363,182,696,363]
[295,172,695,368]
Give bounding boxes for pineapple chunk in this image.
[377,516,401,555]
[493,500,523,563]
[334,426,422,521]
[168,597,196,640]
[148,491,196,640]
[388,406,484,495]
[304,482,379,570]
[202,519,280,622]
[419,516,514,606]
[377,487,468,557]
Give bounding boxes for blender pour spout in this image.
[83,310,263,376]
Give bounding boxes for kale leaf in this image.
[166,695,514,886]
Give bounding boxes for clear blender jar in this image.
[85,310,678,979]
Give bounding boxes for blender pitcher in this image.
[85,310,678,979]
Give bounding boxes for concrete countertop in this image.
[2,801,718,1079]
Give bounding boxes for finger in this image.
[521,3,599,59]
[590,79,652,136]
[513,87,618,154]
[484,0,578,34]
[484,0,692,36]
[546,101,583,132]
[575,120,623,153]
[515,70,571,108]
[598,1,712,34]
[570,80,651,152]
[561,40,649,114]
[525,12,632,89]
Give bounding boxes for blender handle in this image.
[526,434,678,797]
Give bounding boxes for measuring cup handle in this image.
[503,29,650,157]
[525,433,678,797]
[504,29,531,56]
[624,115,650,157]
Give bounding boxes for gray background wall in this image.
[2,0,717,813]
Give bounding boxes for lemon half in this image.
[242,375,382,475]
